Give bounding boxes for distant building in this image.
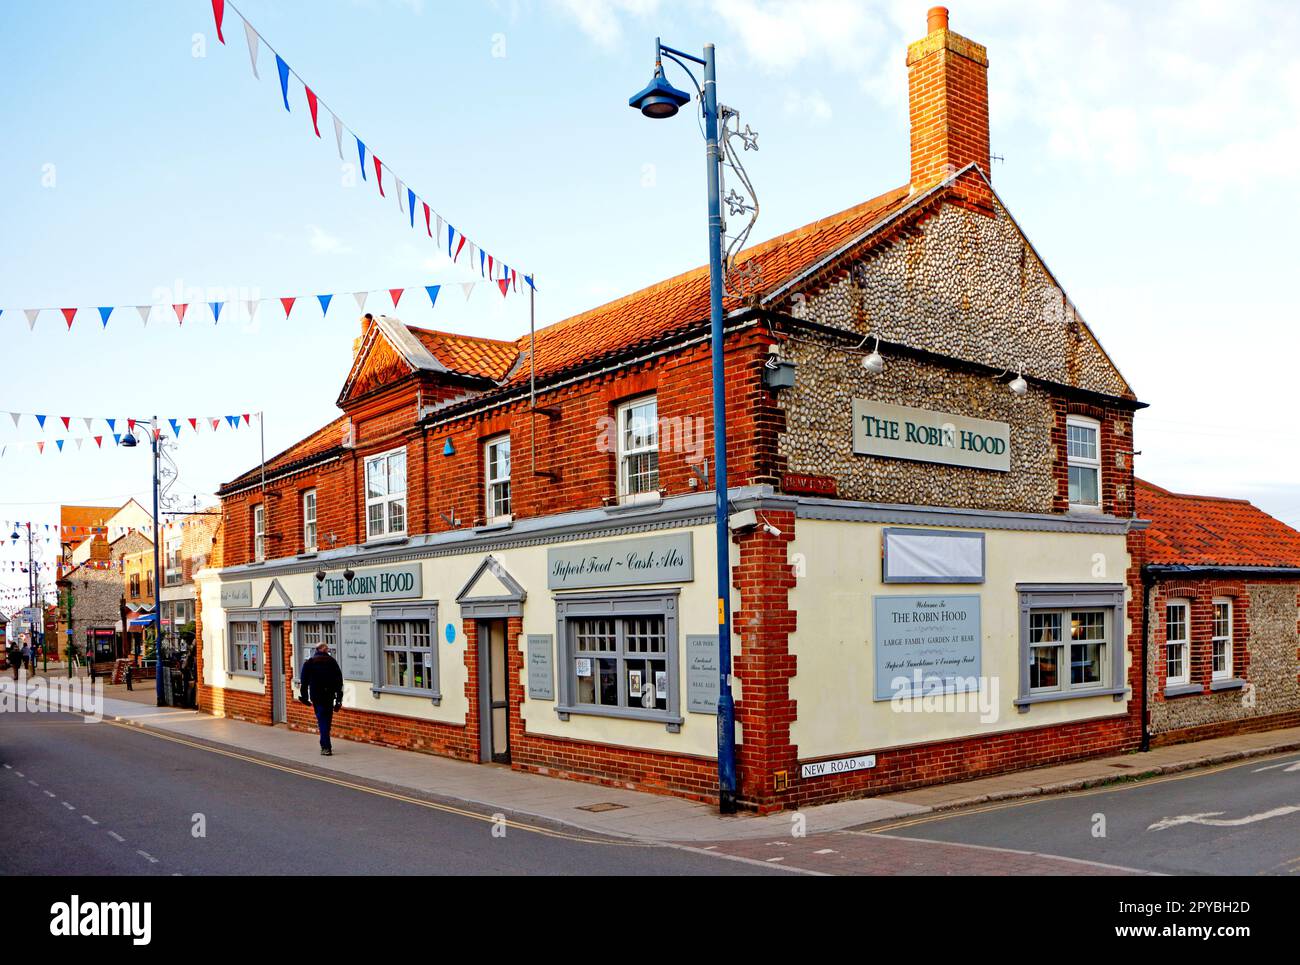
[159,510,221,652]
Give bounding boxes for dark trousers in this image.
[312,701,334,749]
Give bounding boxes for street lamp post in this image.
[123,417,165,706]
[629,39,737,813]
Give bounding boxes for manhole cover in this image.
[576,802,627,813]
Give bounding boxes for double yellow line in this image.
[107,719,656,848]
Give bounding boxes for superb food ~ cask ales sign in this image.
[852,400,1011,472]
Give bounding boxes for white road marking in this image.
[2,763,10,769]
[15,771,25,777]
[1253,759,1300,773]
[107,831,125,843]
[814,848,837,855]
[61,801,75,810]
[1148,804,1300,831]
[765,856,785,862]
[42,790,55,798]
[136,850,158,864]
[28,780,38,786]
[81,815,99,825]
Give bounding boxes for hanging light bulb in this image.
[1009,367,1028,396]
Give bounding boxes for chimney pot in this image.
[927,6,949,33]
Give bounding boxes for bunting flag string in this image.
[209,0,528,282]
[5,276,531,331]
[2,411,258,439]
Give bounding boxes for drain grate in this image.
[576,802,627,813]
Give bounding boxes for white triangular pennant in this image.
[9,412,20,428]
[136,305,151,326]
[242,18,260,79]
[24,309,39,330]
[461,282,475,301]
[245,299,259,321]
[395,178,404,214]
[353,291,368,311]
[75,438,83,450]
[332,113,344,160]
[83,417,93,433]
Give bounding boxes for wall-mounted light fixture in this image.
[314,568,326,583]
[342,567,355,582]
[1008,367,1028,396]
[861,333,884,374]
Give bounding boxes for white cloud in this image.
[307,224,352,255]
[783,89,832,123]
[551,0,660,50]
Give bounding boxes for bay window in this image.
[1016,583,1126,709]
[365,448,407,539]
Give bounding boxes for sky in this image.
[2,0,1299,610]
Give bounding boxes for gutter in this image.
[1144,564,1300,578]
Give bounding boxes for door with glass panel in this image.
[478,620,510,764]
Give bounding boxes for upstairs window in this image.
[302,489,318,552]
[253,504,266,562]
[365,448,407,539]
[1212,598,1233,681]
[1066,416,1101,511]
[616,396,659,502]
[484,435,511,522]
[1165,599,1190,687]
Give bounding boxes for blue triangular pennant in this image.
[447,224,455,257]
[112,433,121,446]
[36,414,46,429]
[106,418,116,432]
[98,306,113,327]
[169,419,180,436]
[480,249,486,277]
[210,301,224,323]
[407,189,416,228]
[56,439,64,452]
[525,275,536,291]
[276,55,291,111]
[317,293,333,315]
[357,138,367,180]
[425,285,440,308]
[226,415,239,428]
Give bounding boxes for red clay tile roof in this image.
[408,327,519,382]
[220,416,348,492]
[504,185,912,385]
[1137,478,1300,568]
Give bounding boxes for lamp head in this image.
[342,567,355,582]
[862,351,884,374]
[120,432,139,448]
[628,63,691,119]
[1009,372,1028,396]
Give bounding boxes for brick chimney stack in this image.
[906,6,990,195]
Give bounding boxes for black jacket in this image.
[300,652,344,706]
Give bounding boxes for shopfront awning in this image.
[127,612,157,629]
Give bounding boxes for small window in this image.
[1212,598,1232,681]
[1016,583,1125,709]
[1066,417,1101,511]
[228,620,261,676]
[616,396,660,502]
[378,619,435,692]
[302,489,318,552]
[1165,599,1190,687]
[253,504,266,562]
[296,620,337,676]
[365,448,407,539]
[1028,609,1108,693]
[484,436,511,523]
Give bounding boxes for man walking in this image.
[299,642,343,756]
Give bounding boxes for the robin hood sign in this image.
[313,563,422,603]
[853,400,1010,472]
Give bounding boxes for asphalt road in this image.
[868,751,1300,876]
[0,713,789,876]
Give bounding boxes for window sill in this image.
[227,669,262,680]
[1014,685,1126,712]
[602,493,664,515]
[1164,683,1203,698]
[474,518,513,534]
[370,684,441,706]
[1210,677,1247,692]
[1067,504,1103,515]
[556,703,683,733]
[297,551,318,560]
[364,535,409,549]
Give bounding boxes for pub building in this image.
[196,9,1284,810]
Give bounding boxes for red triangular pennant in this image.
[210,418,220,431]
[305,86,321,137]
[389,288,403,307]
[94,436,102,448]
[498,279,509,297]
[423,202,432,237]
[281,297,296,318]
[211,0,226,44]
[61,308,77,329]
[188,418,198,432]
[174,303,188,325]
[60,416,71,431]
[243,413,251,425]
[373,156,385,196]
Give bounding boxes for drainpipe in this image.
[1140,566,1152,753]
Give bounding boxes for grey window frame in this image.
[226,613,262,678]
[1014,583,1126,711]
[370,601,440,704]
[292,607,341,682]
[554,589,682,731]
